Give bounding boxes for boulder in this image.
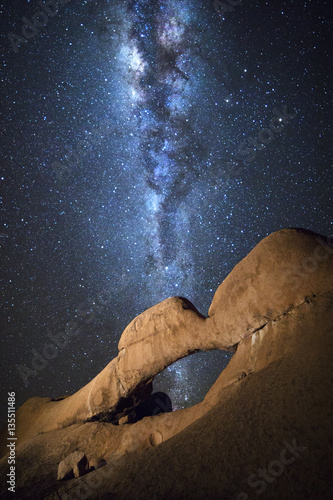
[57,451,87,481]
[89,457,107,471]
[118,415,129,426]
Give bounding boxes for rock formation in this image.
[0,228,332,499]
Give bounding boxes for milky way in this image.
[0,0,331,419]
[122,1,195,290]
[98,0,221,299]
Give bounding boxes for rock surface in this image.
[208,227,333,346]
[0,228,332,499]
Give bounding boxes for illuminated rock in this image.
[0,228,332,499]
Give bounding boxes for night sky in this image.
[0,0,332,422]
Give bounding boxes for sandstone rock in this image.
[1,229,332,451]
[57,451,87,480]
[0,228,332,500]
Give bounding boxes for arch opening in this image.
[152,349,233,411]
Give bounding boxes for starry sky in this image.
[0,0,332,422]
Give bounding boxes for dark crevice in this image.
[88,380,153,424]
[252,322,268,334]
[87,390,172,426]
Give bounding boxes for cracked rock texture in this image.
[0,228,332,499]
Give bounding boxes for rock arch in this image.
[8,228,333,447]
